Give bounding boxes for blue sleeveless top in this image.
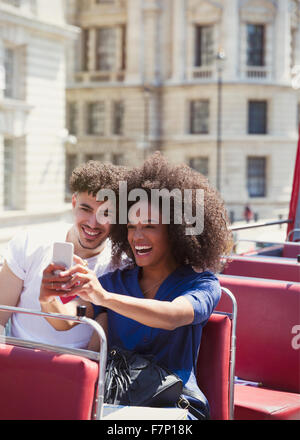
[93,265,221,397]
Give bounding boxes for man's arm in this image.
[0,261,23,334]
[40,296,94,331]
[87,312,108,352]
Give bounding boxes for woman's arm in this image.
[58,264,195,331]
[102,293,194,331]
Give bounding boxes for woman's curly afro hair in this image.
[111,152,233,273]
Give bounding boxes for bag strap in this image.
[177,387,209,420]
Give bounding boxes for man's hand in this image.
[39,257,94,330]
[39,262,74,304]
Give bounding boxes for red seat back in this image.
[196,313,232,420]
[222,256,300,282]
[217,275,300,393]
[282,243,300,259]
[0,344,99,420]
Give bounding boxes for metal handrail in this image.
[0,334,100,361]
[233,239,300,246]
[218,287,237,421]
[0,304,107,420]
[287,228,300,241]
[230,218,292,232]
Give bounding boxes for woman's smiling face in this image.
[127,200,175,269]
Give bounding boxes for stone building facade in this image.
[0,0,78,213]
[65,0,300,220]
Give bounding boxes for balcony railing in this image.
[244,66,271,80]
[192,67,213,79]
[75,70,125,83]
[189,65,272,82]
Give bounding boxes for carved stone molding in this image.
[187,0,222,24]
[0,23,29,46]
[240,0,277,24]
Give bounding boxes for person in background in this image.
[244,204,253,223]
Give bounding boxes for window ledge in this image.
[0,97,33,112]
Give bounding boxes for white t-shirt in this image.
[4,223,116,349]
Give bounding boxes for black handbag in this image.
[104,346,183,408]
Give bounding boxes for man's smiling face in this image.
[71,192,111,256]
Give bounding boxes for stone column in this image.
[171,0,187,82]
[140,0,163,147]
[125,0,143,83]
[275,0,291,83]
[142,0,162,84]
[220,0,239,81]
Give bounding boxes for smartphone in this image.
[52,242,74,269]
[52,242,76,304]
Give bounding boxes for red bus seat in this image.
[217,275,300,420]
[196,313,232,420]
[0,306,235,421]
[222,256,300,282]
[282,243,300,259]
[234,384,300,420]
[0,343,99,420]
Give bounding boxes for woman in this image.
[40,152,233,419]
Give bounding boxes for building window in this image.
[67,102,78,136]
[65,154,77,200]
[112,153,124,165]
[248,100,267,134]
[120,25,126,70]
[4,47,15,98]
[195,25,214,67]
[3,138,18,209]
[81,29,89,71]
[112,101,124,135]
[190,100,209,134]
[291,27,297,69]
[247,157,266,198]
[247,24,265,66]
[4,45,24,99]
[85,154,104,162]
[87,102,105,135]
[189,157,209,177]
[96,27,116,71]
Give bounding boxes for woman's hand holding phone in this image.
[56,255,108,306]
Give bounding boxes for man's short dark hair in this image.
[69,160,127,196]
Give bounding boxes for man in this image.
[0,161,127,348]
